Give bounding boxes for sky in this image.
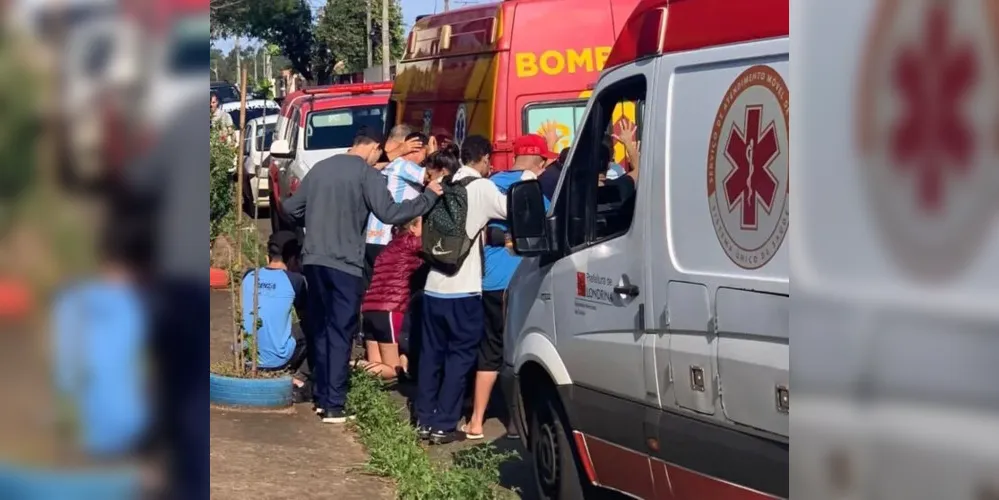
[212,0,447,53]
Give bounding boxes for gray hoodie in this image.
[283,153,438,277]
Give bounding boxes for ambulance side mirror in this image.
[507,180,552,256]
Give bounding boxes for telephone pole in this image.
[366,0,373,68]
[381,0,390,80]
[444,0,450,11]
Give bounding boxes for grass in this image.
[346,369,519,500]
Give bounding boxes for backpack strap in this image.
[456,176,481,188]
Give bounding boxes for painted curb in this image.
[209,372,293,407]
[0,280,32,320]
[0,461,140,499]
[209,268,229,289]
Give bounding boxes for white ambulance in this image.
[501,0,789,498]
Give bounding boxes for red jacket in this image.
[361,233,426,313]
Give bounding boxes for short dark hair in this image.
[354,126,385,146]
[460,135,492,166]
[598,144,612,167]
[557,147,570,165]
[268,231,301,262]
[404,131,428,145]
[423,150,460,176]
[439,142,460,161]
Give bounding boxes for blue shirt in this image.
[53,280,149,457]
[240,267,307,368]
[483,170,551,292]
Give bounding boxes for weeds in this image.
[346,370,518,500]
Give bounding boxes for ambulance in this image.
[388,0,640,172]
[500,0,789,498]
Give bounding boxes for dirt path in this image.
[210,290,394,500]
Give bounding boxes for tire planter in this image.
[209,372,293,407]
[0,462,140,499]
[0,280,32,320]
[209,268,229,289]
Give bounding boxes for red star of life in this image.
[891,2,977,213]
[723,105,780,230]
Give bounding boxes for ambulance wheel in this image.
[529,394,588,500]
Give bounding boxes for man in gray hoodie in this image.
[283,127,442,423]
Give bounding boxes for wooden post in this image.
[234,69,248,372]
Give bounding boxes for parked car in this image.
[501,0,790,498]
[220,99,280,160]
[210,81,241,104]
[238,113,279,212]
[266,82,392,234]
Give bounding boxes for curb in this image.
[0,461,140,498]
[209,268,229,289]
[209,372,293,408]
[0,280,32,320]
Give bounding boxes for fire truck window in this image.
[563,76,646,250]
[523,101,587,153]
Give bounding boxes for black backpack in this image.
[422,176,482,275]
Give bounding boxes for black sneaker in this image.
[429,429,464,445]
[292,385,312,404]
[416,425,432,441]
[321,409,355,424]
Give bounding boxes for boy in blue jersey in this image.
[241,231,310,401]
[462,134,553,440]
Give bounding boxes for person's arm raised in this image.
[362,167,441,225]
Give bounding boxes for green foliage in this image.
[254,79,274,99]
[346,370,517,500]
[314,0,405,75]
[210,121,237,241]
[0,37,40,237]
[211,0,315,80]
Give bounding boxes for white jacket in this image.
[424,166,508,296]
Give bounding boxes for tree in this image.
[314,0,404,75]
[211,0,315,81]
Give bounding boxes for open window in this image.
[562,76,646,250]
[522,100,587,154]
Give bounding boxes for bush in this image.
[210,121,237,240]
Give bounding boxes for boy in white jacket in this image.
[415,135,507,444]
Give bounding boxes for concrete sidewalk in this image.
[210,290,393,500]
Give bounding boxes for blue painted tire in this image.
[209,372,293,407]
[0,461,139,499]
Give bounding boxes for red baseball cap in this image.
[513,134,558,160]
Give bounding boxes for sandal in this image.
[460,424,484,440]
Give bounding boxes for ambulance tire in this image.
[529,393,588,500]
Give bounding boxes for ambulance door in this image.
[551,65,655,409]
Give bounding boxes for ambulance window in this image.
[563,76,646,249]
[522,101,587,154]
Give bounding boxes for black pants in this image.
[362,243,387,288]
[261,324,310,381]
[304,265,364,412]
